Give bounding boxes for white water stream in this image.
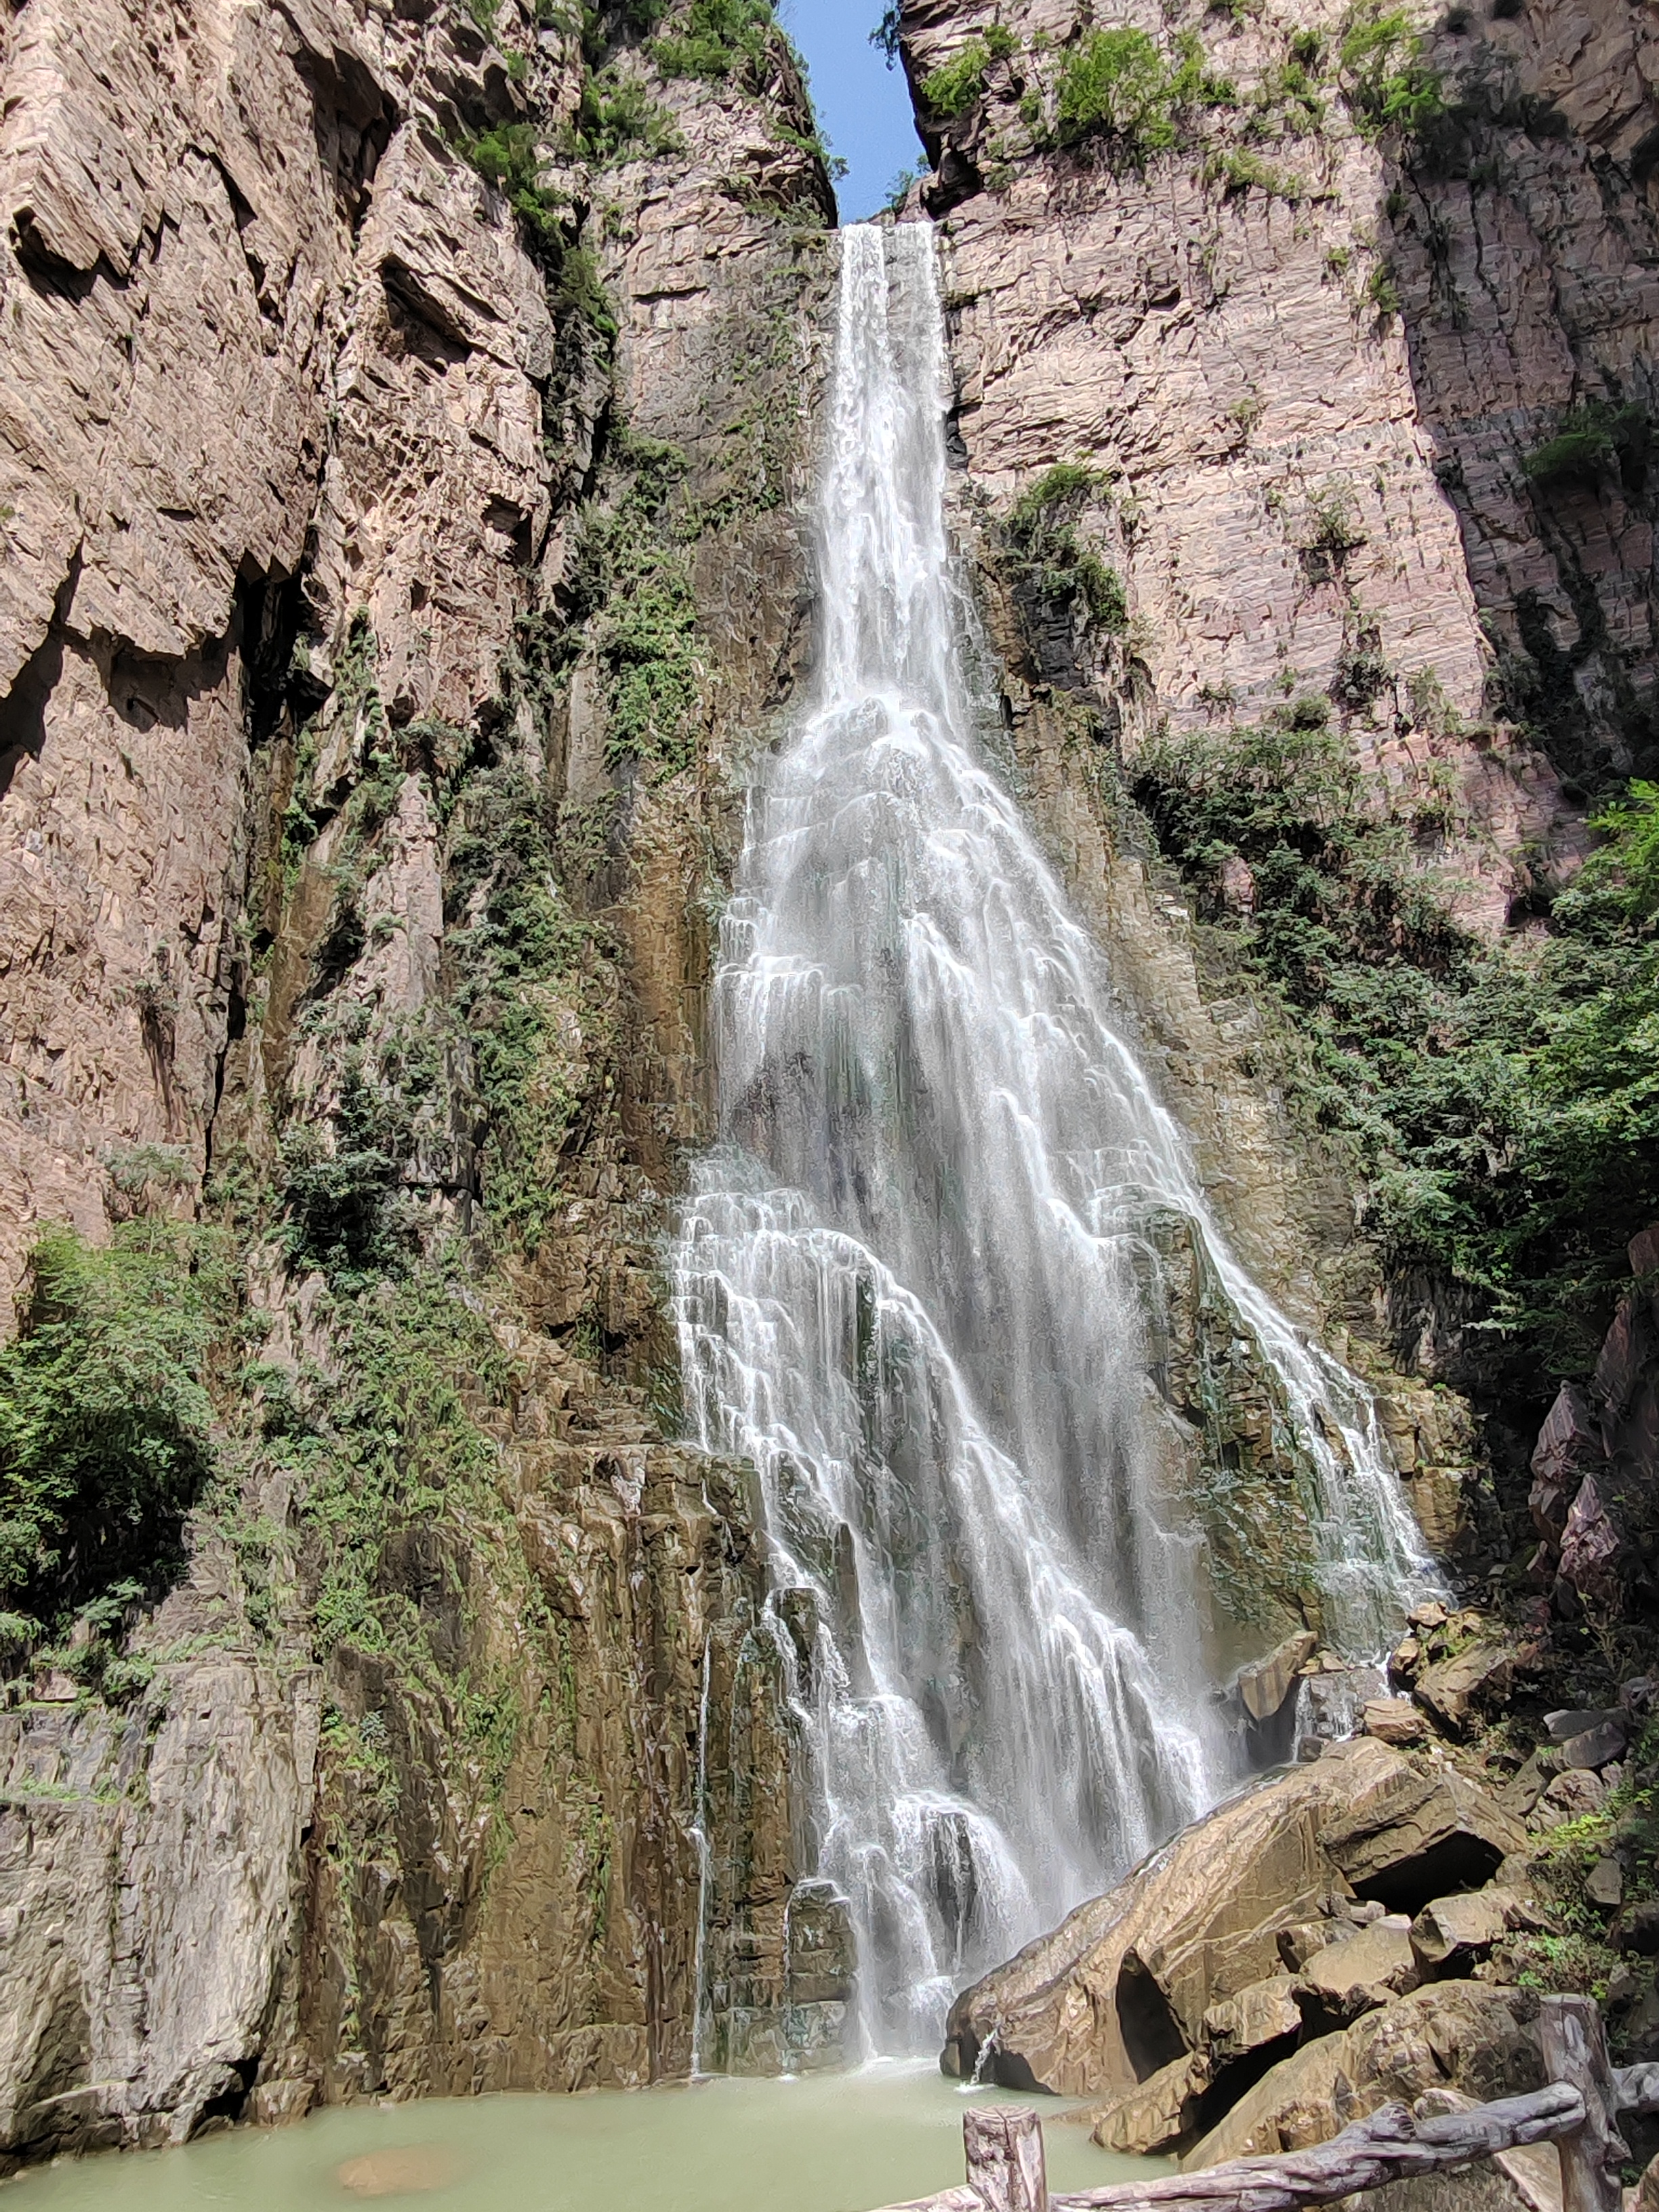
[674,223,1433,2057]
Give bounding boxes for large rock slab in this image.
[0,1660,321,2159]
[1414,1643,1516,1737]
[1316,1740,1526,1912]
[1088,2052,1210,2157]
[943,1738,1519,2098]
[941,1761,1334,2095]
[1410,1889,1532,1977]
[1183,1983,1545,2168]
[1295,1917,1419,2030]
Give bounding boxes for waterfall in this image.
[674,222,1434,2057]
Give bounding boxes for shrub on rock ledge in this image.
[0,1223,223,1633]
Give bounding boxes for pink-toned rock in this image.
[1364,1698,1426,1746]
[1409,1889,1532,1975]
[1529,1383,1604,1542]
[1560,1474,1624,1606]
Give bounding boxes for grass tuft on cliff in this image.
[569,67,682,163]
[1337,2,1446,143]
[0,1223,227,1635]
[466,123,566,243]
[920,25,1017,119]
[1523,400,1653,493]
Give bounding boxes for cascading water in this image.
[674,222,1434,2057]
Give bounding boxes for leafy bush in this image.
[569,67,680,164]
[0,1224,224,1631]
[1006,466,1128,633]
[1367,260,1401,317]
[1053,26,1230,156]
[652,0,774,81]
[1338,4,1445,140]
[1055,27,1179,150]
[1132,732,1659,1378]
[464,123,564,245]
[921,26,1017,117]
[280,1128,400,1277]
[1523,401,1652,491]
[552,243,619,348]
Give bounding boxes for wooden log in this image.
[964,2105,1049,2212]
[1541,1994,1626,2212]
[871,2190,986,2212]
[1042,2081,1586,2211]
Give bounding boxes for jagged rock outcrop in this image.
[1389,1,1659,793]
[1182,1980,1545,2166]
[940,1736,1524,2100]
[1523,1225,1659,1616]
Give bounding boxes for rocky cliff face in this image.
[889,0,1659,1507]
[0,0,847,2160]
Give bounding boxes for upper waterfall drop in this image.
[674,222,1435,2059]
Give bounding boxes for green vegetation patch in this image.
[1052,27,1232,159]
[447,766,617,1258]
[1006,465,1128,633]
[465,122,565,247]
[1523,400,1652,491]
[1338,3,1446,142]
[0,1223,228,1634]
[1133,729,1659,1379]
[569,437,706,779]
[268,1267,518,1658]
[652,0,775,81]
[921,25,1017,119]
[569,68,682,165]
[1206,147,1307,202]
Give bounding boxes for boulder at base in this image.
[1181,1983,1544,2168]
[941,1739,1523,2100]
[1329,2090,1561,2212]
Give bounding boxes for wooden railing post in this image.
[1542,1993,1627,2212]
[964,2105,1048,2212]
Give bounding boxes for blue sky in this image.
[780,1,925,222]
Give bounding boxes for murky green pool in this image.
[0,2068,1163,2211]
